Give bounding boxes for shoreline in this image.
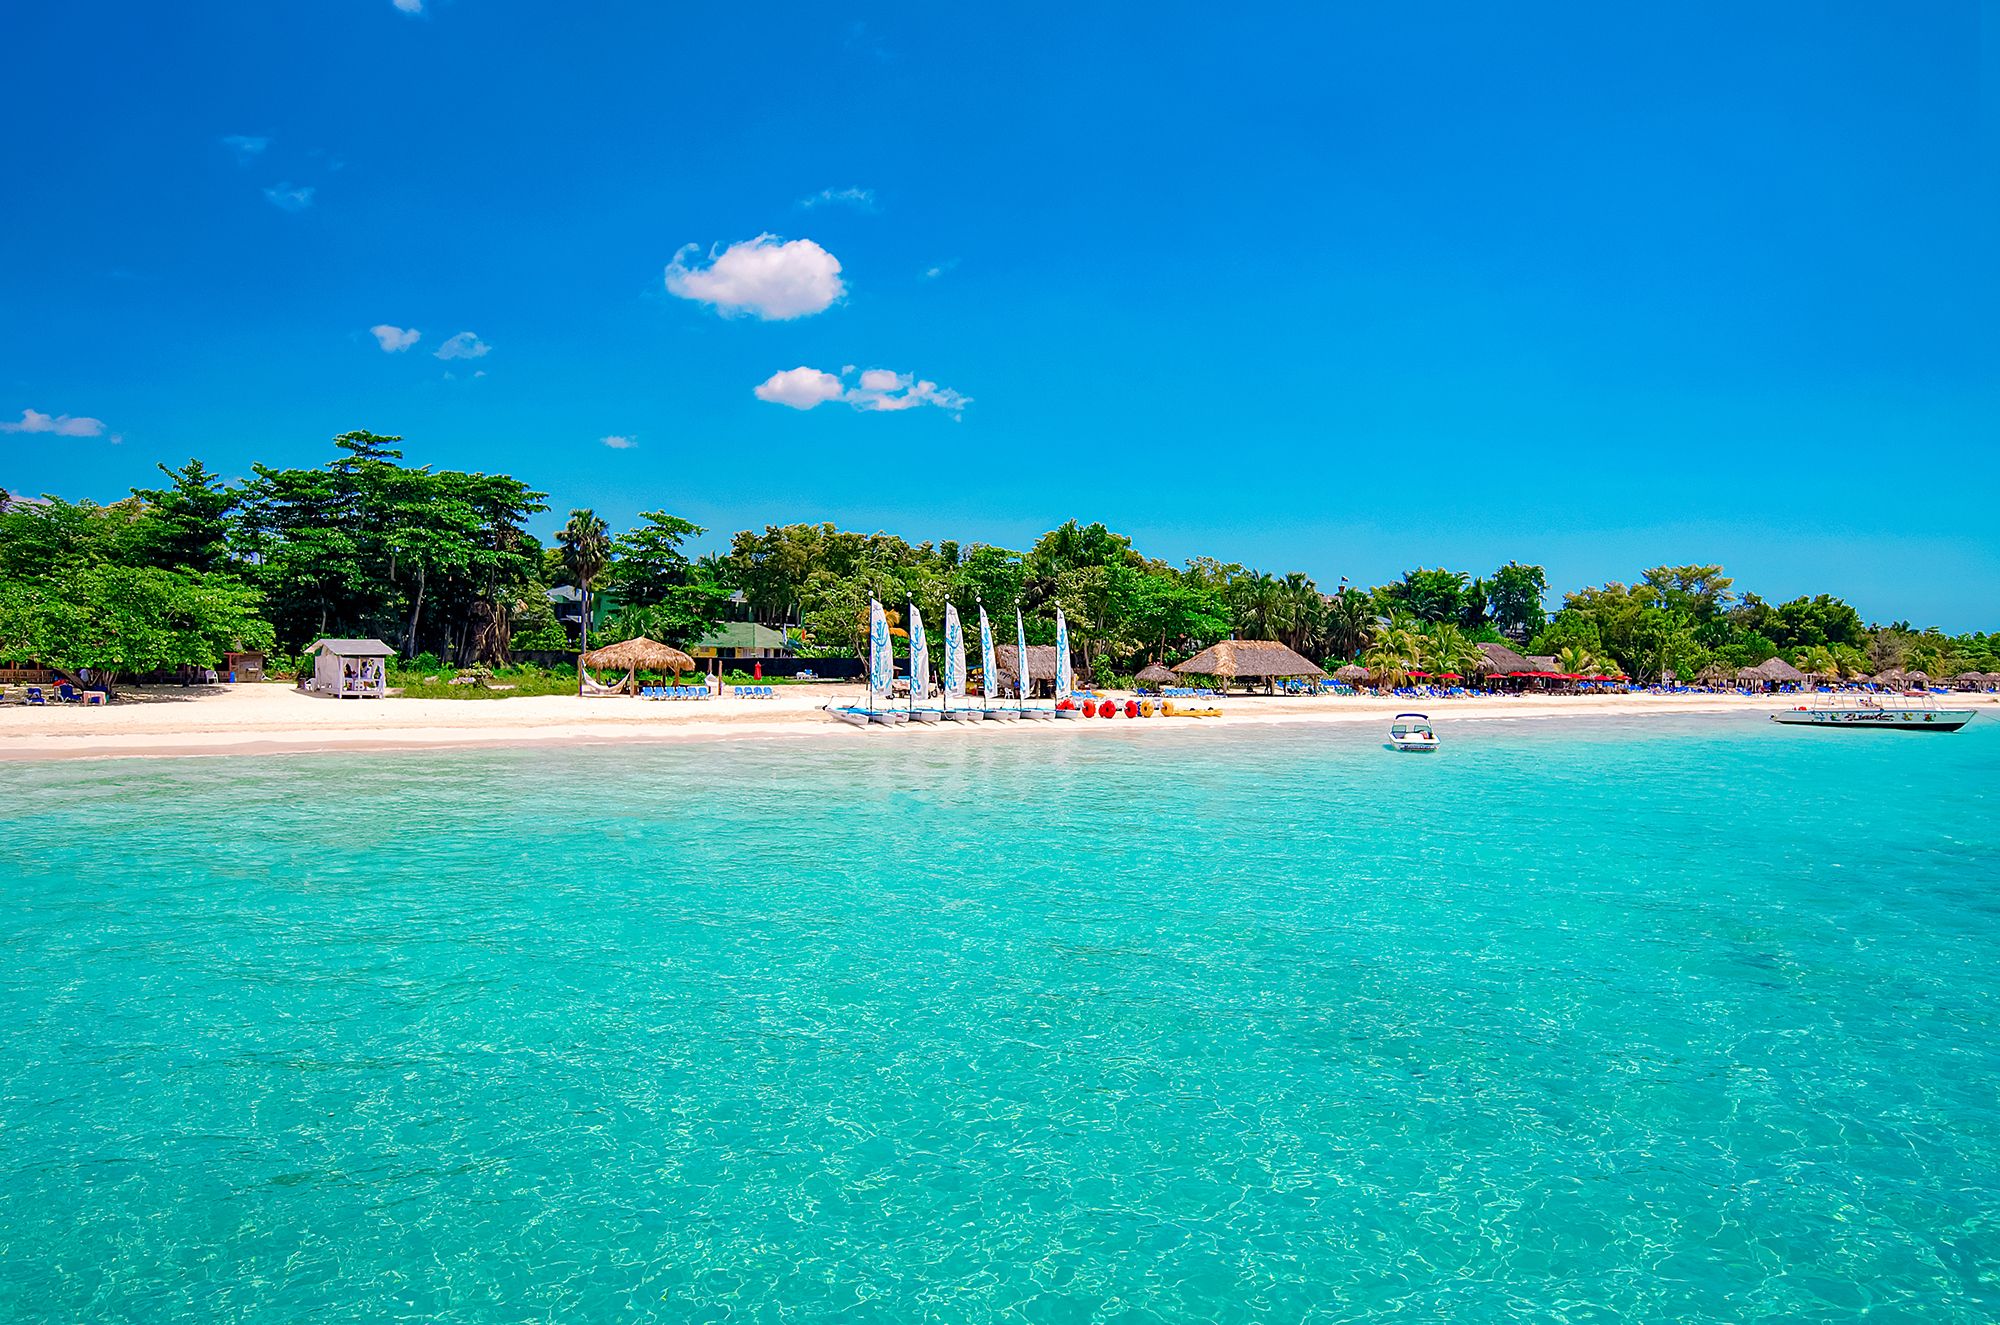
[5,683,1989,764]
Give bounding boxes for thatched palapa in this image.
[992,644,1074,684]
[1743,657,1807,684]
[1332,663,1370,682]
[1134,662,1176,686]
[1172,640,1325,679]
[1474,642,1534,675]
[581,636,695,674]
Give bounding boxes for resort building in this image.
[687,622,796,663]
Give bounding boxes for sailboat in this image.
[1017,608,1054,720]
[979,605,1017,721]
[905,601,941,723]
[1052,605,1080,719]
[941,603,979,723]
[829,598,904,726]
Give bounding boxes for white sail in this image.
[1054,606,1073,704]
[943,604,966,699]
[907,602,930,701]
[1015,609,1032,709]
[979,606,998,703]
[868,599,894,698]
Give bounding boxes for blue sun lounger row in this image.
[732,686,777,699]
[641,685,711,700]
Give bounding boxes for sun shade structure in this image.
[1332,663,1370,682]
[581,637,694,673]
[1473,642,1534,675]
[1134,662,1176,687]
[580,637,695,694]
[1172,640,1326,680]
[304,638,393,698]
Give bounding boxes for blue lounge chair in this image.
[26,686,46,705]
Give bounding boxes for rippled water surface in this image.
[3,713,1998,1322]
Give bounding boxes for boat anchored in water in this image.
[1386,713,1439,752]
[1772,697,1975,733]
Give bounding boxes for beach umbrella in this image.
[1135,662,1176,689]
[1332,663,1370,682]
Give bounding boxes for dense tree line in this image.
[3,431,1994,690]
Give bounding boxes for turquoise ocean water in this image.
[2,713,1997,1322]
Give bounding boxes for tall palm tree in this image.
[1323,588,1376,662]
[558,509,611,651]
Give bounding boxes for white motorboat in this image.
[1386,713,1438,752]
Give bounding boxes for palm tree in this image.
[1555,644,1600,677]
[1419,622,1483,680]
[1322,588,1376,662]
[1365,612,1424,688]
[558,509,611,651]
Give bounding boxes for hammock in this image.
[579,667,633,696]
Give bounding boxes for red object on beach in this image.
[753,661,762,680]
[1081,700,1097,717]
[1100,702,1116,718]
[1124,700,1139,717]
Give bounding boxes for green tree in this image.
[1486,562,1549,641]
[558,509,611,650]
[131,459,236,573]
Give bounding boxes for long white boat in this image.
[1772,698,1974,733]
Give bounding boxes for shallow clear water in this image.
[3,713,1997,1322]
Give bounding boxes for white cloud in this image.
[263,182,314,212]
[600,435,637,449]
[222,135,269,164]
[923,258,960,279]
[847,369,971,416]
[754,367,847,410]
[666,234,844,320]
[434,331,490,360]
[800,186,876,211]
[370,324,420,352]
[392,0,423,12]
[2,408,106,438]
[753,367,969,418]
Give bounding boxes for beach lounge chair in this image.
[56,682,81,703]
[26,686,46,705]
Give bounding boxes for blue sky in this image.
[4,3,1995,627]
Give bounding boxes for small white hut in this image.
[304,638,393,698]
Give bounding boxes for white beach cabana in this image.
[305,638,393,698]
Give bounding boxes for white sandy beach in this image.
[6,681,1989,762]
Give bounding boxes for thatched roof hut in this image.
[1744,657,1807,685]
[992,643,1073,684]
[1134,662,1176,687]
[1172,640,1325,680]
[581,636,694,673]
[1332,663,1370,682]
[1474,642,1534,675]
